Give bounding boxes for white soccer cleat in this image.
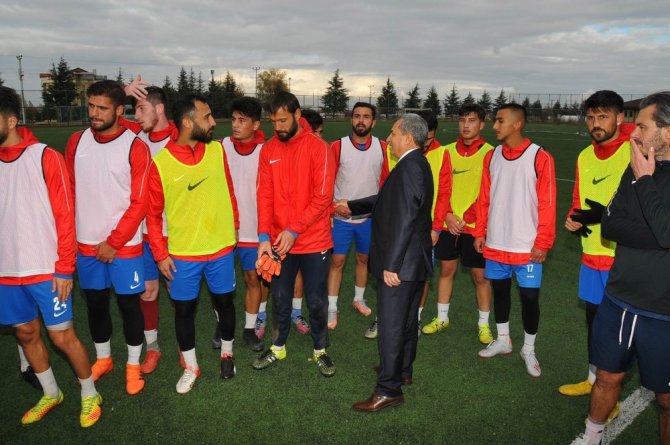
[176,367,201,394]
[478,336,512,358]
[520,349,541,378]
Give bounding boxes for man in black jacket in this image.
[576,92,670,445]
[338,114,433,412]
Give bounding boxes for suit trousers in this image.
[271,251,330,350]
[375,278,424,397]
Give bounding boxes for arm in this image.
[473,150,493,239]
[64,131,84,210]
[379,140,390,187]
[106,138,151,250]
[532,149,557,256]
[146,163,169,261]
[256,144,274,257]
[222,149,240,232]
[432,150,454,232]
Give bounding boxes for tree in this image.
[0,74,4,86]
[530,99,543,120]
[423,86,442,117]
[177,67,190,95]
[41,57,77,121]
[376,77,399,118]
[522,97,531,109]
[403,83,421,109]
[208,71,244,118]
[116,67,124,83]
[552,100,562,120]
[494,89,507,110]
[462,92,476,107]
[321,69,348,118]
[477,90,492,115]
[162,76,177,106]
[257,68,289,103]
[188,68,197,93]
[443,84,460,118]
[196,72,205,94]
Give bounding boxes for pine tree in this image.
[522,97,531,109]
[41,57,77,120]
[404,83,421,109]
[462,92,476,107]
[443,84,460,117]
[177,67,190,95]
[162,76,177,107]
[196,72,205,94]
[376,77,399,119]
[116,67,124,83]
[494,89,507,110]
[188,68,197,93]
[321,69,349,118]
[477,90,492,115]
[423,86,442,117]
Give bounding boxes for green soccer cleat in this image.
[421,317,449,335]
[80,393,103,428]
[252,345,287,370]
[21,391,64,425]
[478,323,494,344]
[313,351,336,377]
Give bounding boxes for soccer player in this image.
[559,91,632,411]
[147,94,239,393]
[422,104,494,344]
[328,102,386,329]
[576,92,670,445]
[253,91,336,377]
[221,96,266,352]
[65,80,150,395]
[0,86,102,427]
[121,84,179,374]
[474,104,556,378]
[301,108,324,137]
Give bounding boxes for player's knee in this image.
[15,319,41,344]
[48,327,79,352]
[141,281,159,301]
[439,261,458,278]
[471,270,489,287]
[656,394,670,417]
[355,253,368,265]
[330,254,346,269]
[244,270,261,289]
[594,369,624,390]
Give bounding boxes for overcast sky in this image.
[1,0,668,106]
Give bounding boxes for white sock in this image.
[588,364,597,384]
[17,345,29,372]
[584,418,604,445]
[522,332,536,352]
[94,341,111,360]
[221,340,234,356]
[353,286,365,302]
[127,344,142,365]
[496,322,510,337]
[478,310,490,326]
[259,301,267,313]
[245,312,257,329]
[181,348,198,370]
[437,303,450,322]
[36,367,60,398]
[418,306,424,321]
[328,295,338,312]
[292,298,302,310]
[79,375,97,398]
[313,348,325,356]
[144,329,158,346]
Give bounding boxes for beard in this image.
[277,118,299,142]
[352,123,372,138]
[192,122,214,143]
[90,116,116,133]
[590,126,617,143]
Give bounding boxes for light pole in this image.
[16,55,26,124]
[368,84,374,103]
[288,77,291,92]
[210,69,215,83]
[252,66,260,97]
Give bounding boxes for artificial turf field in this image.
[0,119,659,444]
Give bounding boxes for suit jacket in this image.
[349,149,434,281]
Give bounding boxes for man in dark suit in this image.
[338,114,434,412]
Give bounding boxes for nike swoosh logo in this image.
[54,310,67,318]
[76,153,90,158]
[270,159,281,164]
[453,169,470,175]
[173,174,185,182]
[592,175,610,185]
[188,177,208,191]
[130,283,142,290]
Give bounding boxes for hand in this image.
[383,270,401,287]
[431,230,440,246]
[473,237,485,253]
[334,199,351,217]
[564,215,583,232]
[445,213,465,235]
[572,225,593,238]
[570,199,606,226]
[273,230,296,256]
[52,277,73,303]
[158,256,177,281]
[630,138,656,180]
[95,241,117,263]
[124,74,149,101]
[257,240,273,260]
[530,248,548,263]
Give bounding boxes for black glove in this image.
[570,199,606,226]
[571,225,592,238]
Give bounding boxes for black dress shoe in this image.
[243,328,264,352]
[352,393,404,412]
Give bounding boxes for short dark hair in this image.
[145,86,168,106]
[231,96,262,121]
[459,103,486,121]
[640,91,670,128]
[266,91,300,114]
[497,103,527,123]
[0,86,21,119]
[301,109,324,132]
[352,102,376,120]
[87,80,125,108]
[417,110,438,132]
[172,93,209,131]
[584,90,624,114]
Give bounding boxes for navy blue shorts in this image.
[591,295,670,393]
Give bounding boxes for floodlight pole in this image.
[210,69,215,83]
[17,55,26,124]
[368,84,374,103]
[252,66,260,97]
